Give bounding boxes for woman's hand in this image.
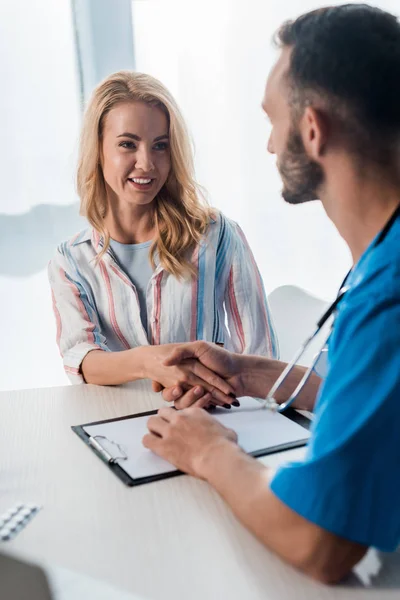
[138,344,236,407]
[150,342,247,408]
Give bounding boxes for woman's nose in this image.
[135,147,155,172]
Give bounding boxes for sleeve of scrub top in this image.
[48,251,110,384]
[270,288,400,551]
[313,347,329,379]
[224,222,279,359]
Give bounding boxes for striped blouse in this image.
[48,212,278,384]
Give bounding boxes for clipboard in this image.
[72,409,177,487]
[72,403,311,488]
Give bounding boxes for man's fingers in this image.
[191,361,235,397]
[163,347,196,366]
[143,432,162,451]
[227,428,238,443]
[147,414,169,437]
[183,371,234,407]
[192,392,213,408]
[157,406,179,421]
[163,341,208,366]
[184,375,230,407]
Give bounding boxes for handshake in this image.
[147,341,267,410]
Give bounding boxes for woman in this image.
[48,71,278,407]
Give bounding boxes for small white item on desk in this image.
[0,503,41,542]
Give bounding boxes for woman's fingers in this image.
[152,381,164,393]
[192,392,213,408]
[174,386,206,410]
[161,386,185,403]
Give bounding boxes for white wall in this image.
[132,0,399,301]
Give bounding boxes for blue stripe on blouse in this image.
[196,242,207,339]
[215,216,233,282]
[62,243,105,349]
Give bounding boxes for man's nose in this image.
[267,133,275,155]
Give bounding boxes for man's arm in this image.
[199,439,366,583]
[154,342,322,411]
[144,407,366,583]
[238,354,321,411]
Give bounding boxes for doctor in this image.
[144,4,400,583]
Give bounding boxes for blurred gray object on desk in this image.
[0,552,52,600]
[0,551,145,600]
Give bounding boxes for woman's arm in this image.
[81,348,141,385]
[48,255,110,384]
[49,256,235,402]
[81,345,236,405]
[224,221,279,358]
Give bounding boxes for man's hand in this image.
[152,341,321,412]
[143,404,366,585]
[143,406,238,477]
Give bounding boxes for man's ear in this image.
[299,106,329,160]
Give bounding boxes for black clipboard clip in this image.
[87,435,128,464]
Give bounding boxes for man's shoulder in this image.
[331,246,400,362]
[349,223,400,306]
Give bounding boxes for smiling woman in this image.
[48,71,278,406]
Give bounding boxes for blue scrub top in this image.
[270,210,400,551]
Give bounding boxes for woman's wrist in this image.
[128,346,149,379]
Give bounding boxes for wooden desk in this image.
[0,382,398,599]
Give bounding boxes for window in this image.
[0,0,81,390]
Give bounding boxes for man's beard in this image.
[278,126,324,205]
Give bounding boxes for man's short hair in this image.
[276,4,400,166]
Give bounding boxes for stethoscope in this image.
[263,203,400,413]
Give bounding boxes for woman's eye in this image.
[119,141,136,150]
[154,142,169,151]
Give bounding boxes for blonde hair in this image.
[77,71,212,278]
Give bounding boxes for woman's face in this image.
[101,101,171,208]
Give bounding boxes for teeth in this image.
[131,178,152,184]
